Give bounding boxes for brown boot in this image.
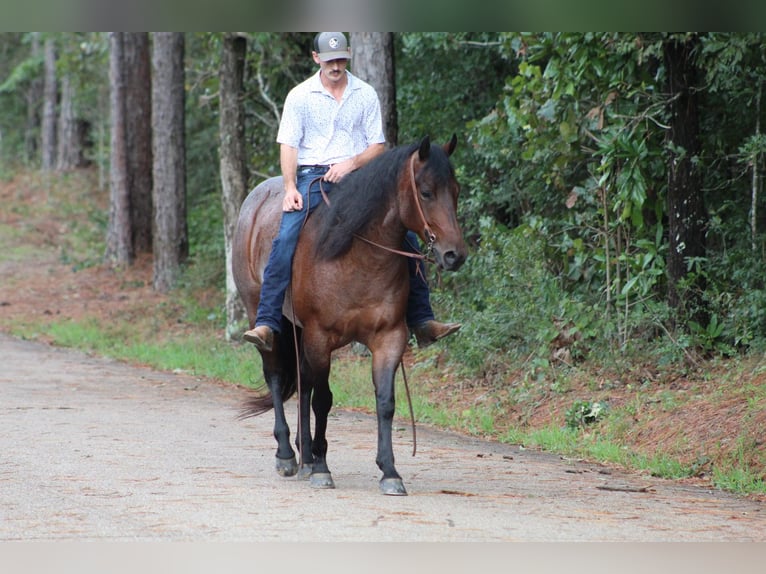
[243,325,274,352]
[412,320,462,348]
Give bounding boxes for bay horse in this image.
[232,135,467,495]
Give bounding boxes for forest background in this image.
[1,32,765,496]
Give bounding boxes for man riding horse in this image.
[243,32,460,352]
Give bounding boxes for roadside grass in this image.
[11,317,265,391]
[713,466,766,496]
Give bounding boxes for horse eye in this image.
[420,187,433,199]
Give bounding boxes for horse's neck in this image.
[356,208,409,262]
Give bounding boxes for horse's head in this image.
[402,135,467,272]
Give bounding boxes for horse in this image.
[232,135,467,495]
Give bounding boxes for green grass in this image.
[713,467,766,495]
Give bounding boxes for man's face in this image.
[313,53,349,84]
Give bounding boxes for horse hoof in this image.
[380,478,407,496]
[310,472,336,489]
[297,464,314,480]
[275,456,299,477]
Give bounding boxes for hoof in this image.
[310,472,336,489]
[380,477,407,496]
[275,456,298,477]
[296,463,314,480]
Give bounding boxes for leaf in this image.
[621,276,641,295]
[0,56,43,93]
[538,98,557,122]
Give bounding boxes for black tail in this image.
[237,392,276,420]
[237,321,300,420]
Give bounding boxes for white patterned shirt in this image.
[276,70,386,166]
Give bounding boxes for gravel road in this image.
[1,333,763,542]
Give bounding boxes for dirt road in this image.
[1,333,763,542]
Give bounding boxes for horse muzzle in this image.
[434,246,467,272]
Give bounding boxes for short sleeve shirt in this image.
[276,70,386,166]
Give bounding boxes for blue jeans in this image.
[255,166,435,333]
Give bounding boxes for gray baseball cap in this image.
[314,32,351,61]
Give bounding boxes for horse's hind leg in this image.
[261,347,298,477]
[271,387,298,477]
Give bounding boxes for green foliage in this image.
[697,244,766,352]
[0,52,42,93]
[435,217,600,379]
[396,33,516,232]
[459,32,766,362]
[565,399,609,429]
[688,314,729,355]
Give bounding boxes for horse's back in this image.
[232,176,284,324]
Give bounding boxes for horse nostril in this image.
[443,250,465,271]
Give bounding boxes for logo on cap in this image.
[315,32,350,61]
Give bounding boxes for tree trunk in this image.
[55,75,86,171]
[41,37,57,172]
[218,33,249,338]
[664,36,708,325]
[25,32,42,164]
[349,32,398,147]
[124,32,153,254]
[751,80,762,253]
[104,32,133,266]
[151,32,188,293]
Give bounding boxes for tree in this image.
[104,32,132,265]
[41,36,56,172]
[124,32,153,254]
[104,32,155,266]
[350,33,397,146]
[664,34,708,325]
[25,33,43,164]
[151,32,188,292]
[218,32,249,337]
[55,74,88,171]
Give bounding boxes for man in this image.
[244,32,460,352]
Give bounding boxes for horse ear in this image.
[444,133,457,157]
[418,136,431,161]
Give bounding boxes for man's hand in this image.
[323,157,356,183]
[282,186,303,212]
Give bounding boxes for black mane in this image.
[313,142,420,260]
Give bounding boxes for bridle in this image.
[406,151,437,256]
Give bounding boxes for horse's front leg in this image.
[371,339,408,496]
[295,375,314,479]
